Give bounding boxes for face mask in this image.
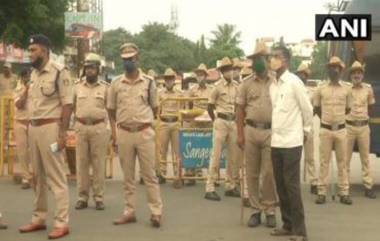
[222,70,233,81]
[31,57,44,69]
[123,59,137,73]
[254,58,267,75]
[165,82,174,90]
[328,68,340,81]
[86,75,97,83]
[270,57,282,71]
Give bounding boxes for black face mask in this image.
[328,69,340,81]
[86,75,97,83]
[31,57,44,69]
[123,59,137,73]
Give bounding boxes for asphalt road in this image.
[1,152,380,241]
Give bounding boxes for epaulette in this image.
[141,73,153,83]
[99,79,110,86]
[362,82,372,88]
[51,61,65,72]
[341,81,353,87]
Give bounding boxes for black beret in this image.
[29,34,51,48]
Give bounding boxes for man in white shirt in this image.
[269,46,313,241]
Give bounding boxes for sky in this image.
[103,0,331,54]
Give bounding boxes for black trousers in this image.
[271,146,307,237]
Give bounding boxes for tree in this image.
[0,0,72,51]
[102,28,134,74]
[310,42,328,80]
[207,24,245,66]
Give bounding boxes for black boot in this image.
[204,192,221,201]
[247,213,261,228]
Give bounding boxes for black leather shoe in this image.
[364,188,376,199]
[247,213,261,228]
[139,178,145,185]
[340,195,353,205]
[75,200,88,210]
[95,201,105,210]
[21,182,31,190]
[204,192,221,201]
[310,185,318,195]
[315,195,326,204]
[158,175,166,184]
[266,215,276,228]
[225,188,241,198]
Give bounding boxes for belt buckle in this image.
[31,120,37,126]
[331,124,339,131]
[256,123,265,129]
[85,118,93,125]
[130,125,139,132]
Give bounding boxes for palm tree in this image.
[210,24,242,47]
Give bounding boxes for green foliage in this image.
[0,0,72,51]
[103,23,245,75]
[310,42,328,80]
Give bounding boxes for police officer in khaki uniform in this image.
[14,68,33,189]
[0,62,17,97]
[346,61,376,199]
[19,34,72,239]
[157,68,182,184]
[107,43,163,228]
[314,56,353,205]
[184,64,213,185]
[296,63,318,195]
[237,41,277,228]
[74,53,110,210]
[204,57,240,201]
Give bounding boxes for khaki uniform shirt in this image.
[29,60,73,119]
[347,82,375,121]
[189,84,213,110]
[107,71,157,125]
[74,78,108,120]
[14,81,31,120]
[236,75,273,123]
[209,79,238,114]
[0,73,17,97]
[159,87,182,116]
[313,80,353,125]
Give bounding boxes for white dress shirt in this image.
[270,70,313,148]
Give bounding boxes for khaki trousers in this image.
[346,124,373,189]
[29,122,69,227]
[244,126,277,215]
[14,121,32,182]
[318,128,349,196]
[75,122,109,202]
[205,118,237,192]
[157,121,180,175]
[117,126,163,215]
[304,130,318,185]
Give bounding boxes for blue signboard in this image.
[180,129,227,169]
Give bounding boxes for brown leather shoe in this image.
[113,214,137,225]
[150,215,162,228]
[48,226,69,239]
[19,223,47,233]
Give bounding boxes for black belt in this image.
[346,120,369,127]
[321,123,345,131]
[76,117,105,125]
[246,119,271,130]
[160,116,178,123]
[217,113,236,121]
[118,123,151,133]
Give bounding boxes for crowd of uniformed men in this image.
[0,33,376,241]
